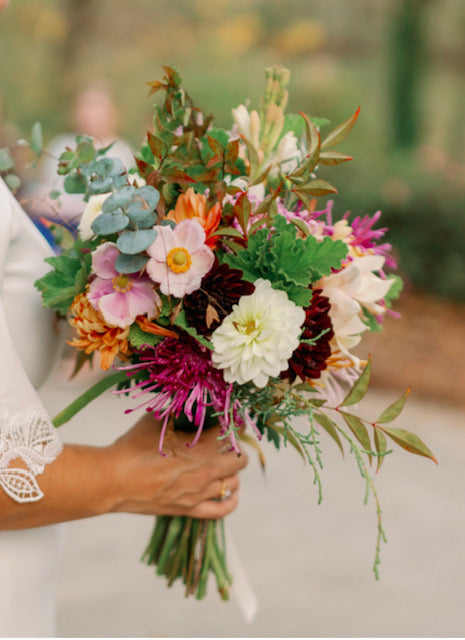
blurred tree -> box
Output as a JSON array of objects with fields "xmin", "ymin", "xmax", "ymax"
[{"xmin": 388, "ymin": 0, "xmax": 430, "ymax": 150}]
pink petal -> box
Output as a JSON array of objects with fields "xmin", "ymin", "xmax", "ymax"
[
  {"xmin": 174, "ymin": 219, "xmax": 206, "ymax": 252},
  {"xmin": 91, "ymin": 242, "xmax": 119, "ymax": 279},
  {"xmin": 191, "ymin": 246, "xmax": 214, "ymax": 275},
  {"xmin": 146, "ymin": 226, "xmax": 176, "ymax": 259},
  {"xmin": 127, "ymin": 282, "xmax": 160, "ymax": 319},
  {"xmin": 98, "ymin": 292, "xmax": 132, "ymax": 328},
  {"xmin": 87, "ymin": 276, "xmax": 115, "ymax": 309},
  {"xmin": 146, "ymin": 257, "xmax": 168, "ymax": 285},
  {"xmin": 161, "ymin": 270, "xmax": 202, "ymax": 298}
]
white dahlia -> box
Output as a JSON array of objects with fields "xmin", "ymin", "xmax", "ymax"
[{"xmin": 211, "ymin": 279, "xmax": 305, "ymax": 388}]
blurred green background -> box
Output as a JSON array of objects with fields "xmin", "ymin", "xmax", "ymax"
[{"xmin": 1, "ymin": 0, "xmax": 464, "ymax": 300}]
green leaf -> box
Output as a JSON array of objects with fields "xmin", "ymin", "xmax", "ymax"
[
  {"xmin": 340, "ymin": 411, "xmax": 372, "ymax": 458},
  {"xmin": 136, "ymin": 185, "xmax": 160, "ymax": 211},
  {"xmin": 30, "ymin": 121, "xmax": 43, "ymax": 157},
  {"xmin": 214, "ymin": 226, "xmax": 245, "ymax": 239},
  {"xmin": 34, "ymin": 253, "xmax": 90, "ymax": 316},
  {"xmin": 374, "ymin": 427, "xmax": 388, "ymax": 473},
  {"xmin": 266, "ymin": 423, "xmax": 306, "ymax": 462},
  {"xmin": 380, "ymin": 427, "xmax": 437, "ymax": 463},
  {"xmin": 340, "ymin": 357, "xmax": 371, "ymax": 407},
  {"xmin": 49, "ymin": 190, "xmax": 61, "ymax": 200},
  {"xmin": 114, "ymin": 253, "xmax": 149, "ymax": 274},
  {"xmin": 64, "ymin": 174, "xmax": 87, "ymax": 194},
  {"xmin": 116, "ymin": 228, "xmax": 157, "ymax": 254},
  {"xmin": 318, "ymin": 150, "xmax": 353, "ymax": 166},
  {"xmin": 126, "ymin": 209, "xmax": 157, "ymax": 229},
  {"xmin": 4, "ymin": 173, "xmax": 21, "ymax": 193},
  {"xmin": 294, "ymin": 179, "xmax": 338, "ymax": 197},
  {"xmin": 91, "ymin": 213, "xmax": 129, "ymax": 236},
  {"xmin": 0, "ymin": 147, "xmax": 14, "ymax": 172},
  {"xmin": 314, "ymin": 412, "xmax": 344, "ymax": 457},
  {"xmin": 174, "ymin": 308, "xmax": 212, "ymax": 350},
  {"xmin": 102, "ymin": 186, "xmax": 136, "ymax": 212},
  {"xmin": 321, "ymin": 106, "xmax": 360, "ymax": 150},
  {"xmin": 128, "ymin": 323, "xmax": 164, "ymax": 349},
  {"xmin": 76, "ymin": 139, "xmax": 96, "ymax": 163},
  {"xmin": 376, "ymin": 388, "xmax": 411, "ymax": 424}
]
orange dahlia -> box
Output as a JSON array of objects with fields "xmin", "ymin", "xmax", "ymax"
[
  {"xmin": 68, "ymin": 293, "xmax": 131, "ymax": 370},
  {"xmin": 166, "ymin": 187, "xmax": 221, "ymax": 248}
]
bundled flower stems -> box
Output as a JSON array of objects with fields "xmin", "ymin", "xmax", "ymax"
[{"xmin": 37, "ymin": 66, "xmax": 436, "ymax": 601}]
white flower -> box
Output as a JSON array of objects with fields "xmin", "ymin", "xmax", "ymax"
[
  {"xmin": 127, "ymin": 173, "xmax": 146, "ymax": 188},
  {"xmin": 320, "ymin": 255, "xmax": 394, "ymax": 357},
  {"xmin": 211, "ymin": 279, "xmax": 305, "ymax": 388},
  {"xmin": 78, "ymin": 193, "xmax": 110, "ymax": 240}
]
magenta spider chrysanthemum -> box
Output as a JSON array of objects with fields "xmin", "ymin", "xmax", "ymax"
[{"xmin": 117, "ymin": 336, "xmax": 249, "ymax": 454}]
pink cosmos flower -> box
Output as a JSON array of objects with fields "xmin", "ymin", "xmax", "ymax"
[
  {"xmin": 87, "ymin": 242, "xmax": 161, "ymax": 328},
  {"xmin": 145, "ymin": 219, "xmax": 214, "ymax": 298}
]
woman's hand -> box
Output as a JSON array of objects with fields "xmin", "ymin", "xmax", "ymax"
[{"xmin": 106, "ymin": 413, "xmax": 248, "ymax": 519}]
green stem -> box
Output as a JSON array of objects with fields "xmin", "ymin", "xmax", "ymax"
[
  {"xmin": 156, "ymin": 516, "xmax": 183, "ymax": 576},
  {"xmin": 141, "ymin": 516, "xmax": 169, "ymax": 565},
  {"xmin": 168, "ymin": 517, "xmax": 192, "ymax": 586},
  {"xmin": 52, "ymin": 370, "xmax": 130, "ymax": 427}
]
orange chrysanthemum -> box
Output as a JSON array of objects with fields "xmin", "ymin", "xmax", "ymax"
[
  {"xmin": 166, "ymin": 188, "xmax": 221, "ymax": 248},
  {"xmin": 68, "ymin": 293, "xmax": 131, "ymax": 370}
]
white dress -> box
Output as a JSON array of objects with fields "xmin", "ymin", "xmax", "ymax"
[{"xmin": 0, "ymin": 178, "xmax": 63, "ymax": 636}]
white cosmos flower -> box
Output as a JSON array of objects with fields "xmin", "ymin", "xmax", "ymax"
[
  {"xmin": 320, "ymin": 255, "xmax": 394, "ymax": 356},
  {"xmin": 211, "ymin": 279, "xmax": 305, "ymax": 388},
  {"xmin": 78, "ymin": 193, "xmax": 110, "ymax": 240}
]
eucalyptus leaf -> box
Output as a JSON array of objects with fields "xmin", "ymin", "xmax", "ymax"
[
  {"xmin": 64, "ymin": 174, "xmax": 87, "ymax": 194},
  {"xmin": 126, "ymin": 209, "xmax": 157, "ymax": 229},
  {"xmin": 4, "ymin": 173, "xmax": 21, "ymax": 193},
  {"xmin": 116, "ymin": 229, "xmax": 157, "ymax": 254},
  {"xmin": 91, "ymin": 212, "xmax": 129, "ymax": 235},
  {"xmin": 136, "ymin": 185, "xmax": 160, "ymax": 210},
  {"xmin": 30, "ymin": 121, "xmax": 43, "ymax": 157},
  {"xmin": 101, "ymin": 186, "xmax": 135, "ymax": 212},
  {"xmin": 0, "ymin": 147, "xmax": 14, "ymax": 172},
  {"xmin": 87, "ymin": 177, "xmax": 113, "ymax": 195},
  {"xmin": 115, "ymin": 253, "xmax": 149, "ymax": 274}
]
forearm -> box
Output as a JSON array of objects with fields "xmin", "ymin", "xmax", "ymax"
[{"xmin": 0, "ymin": 443, "xmax": 119, "ymax": 530}]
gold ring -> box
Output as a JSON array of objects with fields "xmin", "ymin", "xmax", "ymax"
[{"xmin": 219, "ymin": 479, "xmax": 232, "ymax": 501}]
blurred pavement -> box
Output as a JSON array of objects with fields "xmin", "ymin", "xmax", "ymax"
[{"xmin": 39, "ymin": 363, "xmax": 465, "ymax": 638}]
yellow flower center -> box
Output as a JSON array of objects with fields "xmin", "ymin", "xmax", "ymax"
[
  {"xmin": 166, "ymin": 247, "xmax": 192, "ymax": 273},
  {"xmin": 234, "ymin": 318, "xmax": 259, "ymax": 336},
  {"xmin": 112, "ymin": 275, "xmax": 133, "ymax": 293}
]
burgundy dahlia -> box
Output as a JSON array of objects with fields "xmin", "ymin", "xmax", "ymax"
[
  {"xmin": 281, "ymin": 289, "xmax": 334, "ymax": 383},
  {"xmin": 183, "ymin": 259, "xmax": 255, "ymax": 335}
]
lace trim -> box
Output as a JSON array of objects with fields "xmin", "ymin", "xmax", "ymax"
[{"xmin": 0, "ymin": 399, "xmax": 62, "ymax": 503}]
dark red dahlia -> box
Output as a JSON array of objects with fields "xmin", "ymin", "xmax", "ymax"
[
  {"xmin": 183, "ymin": 259, "xmax": 255, "ymax": 335},
  {"xmin": 281, "ymin": 289, "xmax": 334, "ymax": 383}
]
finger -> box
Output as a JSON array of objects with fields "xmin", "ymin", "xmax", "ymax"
[
  {"xmin": 187, "ymin": 491, "xmax": 240, "ymax": 520},
  {"xmin": 205, "ymin": 473, "xmax": 240, "ymax": 503},
  {"xmin": 209, "ymin": 447, "xmax": 249, "ymax": 481}
]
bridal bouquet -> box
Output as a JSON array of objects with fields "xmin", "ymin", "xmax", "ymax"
[{"xmin": 35, "ymin": 66, "xmax": 435, "ymax": 600}]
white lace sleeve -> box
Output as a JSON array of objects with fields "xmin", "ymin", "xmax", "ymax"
[{"xmin": 0, "ymin": 179, "xmax": 62, "ymax": 503}]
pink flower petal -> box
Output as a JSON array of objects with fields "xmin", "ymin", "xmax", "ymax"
[
  {"xmin": 91, "ymin": 242, "xmax": 119, "ymax": 279},
  {"xmin": 191, "ymin": 246, "xmax": 214, "ymax": 274},
  {"xmin": 98, "ymin": 292, "xmax": 132, "ymax": 328},
  {"xmin": 146, "ymin": 257, "xmax": 168, "ymax": 285},
  {"xmin": 174, "ymin": 219, "xmax": 206, "ymax": 252},
  {"xmin": 87, "ymin": 276, "xmax": 115, "ymax": 310},
  {"xmin": 127, "ymin": 282, "xmax": 160, "ymax": 320},
  {"xmin": 146, "ymin": 226, "xmax": 177, "ymax": 259}
]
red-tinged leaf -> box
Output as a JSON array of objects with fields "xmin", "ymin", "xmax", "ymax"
[
  {"xmin": 293, "ymin": 190, "xmax": 317, "ymax": 213},
  {"xmin": 340, "ymin": 411, "xmax": 372, "ymax": 459},
  {"xmin": 207, "ymin": 135, "xmax": 224, "ymax": 155},
  {"xmin": 225, "ymin": 139, "xmax": 240, "ymax": 164},
  {"xmin": 163, "ymin": 168, "xmax": 197, "ymax": 185},
  {"xmin": 146, "ymin": 80, "xmax": 165, "ymax": 96},
  {"xmin": 374, "ymin": 427, "xmax": 388, "ymax": 473},
  {"xmin": 290, "ymin": 217, "xmax": 310, "ymax": 237},
  {"xmin": 147, "ymin": 131, "xmax": 165, "ymax": 161},
  {"xmin": 194, "ymin": 169, "xmax": 220, "ymax": 183},
  {"xmin": 207, "ymin": 154, "xmax": 223, "ymax": 169},
  {"xmin": 224, "ymin": 162, "xmax": 242, "ymax": 176},
  {"xmin": 319, "ymin": 150, "xmax": 353, "ymax": 166},
  {"xmin": 376, "ymin": 388, "xmax": 411, "ymax": 424},
  {"xmin": 299, "ymin": 111, "xmax": 321, "ymax": 173},
  {"xmin": 293, "ymin": 179, "xmax": 338, "ymax": 197},
  {"xmin": 340, "ymin": 357, "xmax": 371, "ymax": 407},
  {"xmin": 135, "ymin": 157, "xmax": 151, "ymax": 177},
  {"xmin": 215, "ymin": 226, "xmax": 245, "ymax": 239},
  {"xmin": 321, "ymin": 106, "xmax": 361, "ymax": 150},
  {"xmin": 234, "ymin": 192, "xmax": 251, "ymax": 235},
  {"xmin": 162, "ymin": 65, "xmax": 181, "ymax": 87},
  {"xmin": 379, "ymin": 427, "xmax": 437, "ymax": 464},
  {"xmin": 314, "ymin": 412, "xmax": 344, "ymax": 457},
  {"xmin": 220, "ymin": 238, "xmax": 244, "ymax": 253}
]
